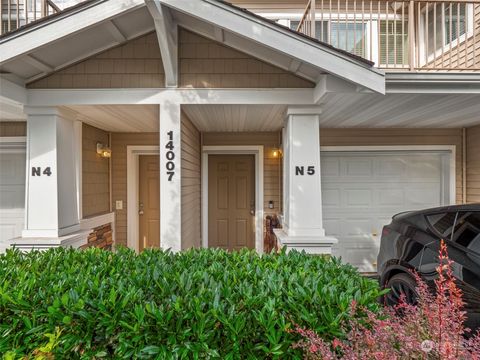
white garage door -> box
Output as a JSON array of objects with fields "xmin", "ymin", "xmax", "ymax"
[
  {"xmin": 0, "ymin": 145, "xmax": 26, "ymax": 251},
  {"xmin": 321, "ymin": 150, "xmax": 452, "ymax": 272}
]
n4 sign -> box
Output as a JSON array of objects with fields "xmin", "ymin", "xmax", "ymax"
[
  {"xmin": 31, "ymin": 167, "xmax": 52, "ymax": 177},
  {"xmin": 295, "ymin": 166, "xmax": 315, "ymax": 176}
]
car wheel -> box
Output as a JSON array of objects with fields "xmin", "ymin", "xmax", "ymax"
[{"xmin": 384, "ymin": 273, "xmax": 418, "ymax": 307}]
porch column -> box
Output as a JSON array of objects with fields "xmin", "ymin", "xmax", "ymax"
[
  {"xmin": 274, "ymin": 106, "xmax": 337, "ymax": 254},
  {"xmin": 159, "ymin": 103, "xmax": 181, "ymax": 252},
  {"xmin": 22, "ymin": 107, "xmax": 80, "ymax": 238}
]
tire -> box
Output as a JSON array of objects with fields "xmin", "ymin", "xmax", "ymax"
[{"xmin": 384, "ymin": 273, "xmax": 418, "ymax": 307}]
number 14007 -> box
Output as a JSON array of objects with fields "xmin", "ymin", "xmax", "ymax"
[{"xmin": 165, "ymin": 131, "xmax": 175, "ymax": 181}]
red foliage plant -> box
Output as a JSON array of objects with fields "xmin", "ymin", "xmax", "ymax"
[{"xmin": 293, "ymin": 240, "xmax": 480, "ymax": 359}]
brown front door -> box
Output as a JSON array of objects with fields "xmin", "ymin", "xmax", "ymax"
[
  {"xmin": 208, "ymin": 155, "xmax": 255, "ymax": 251},
  {"xmin": 139, "ymin": 155, "xmax": 160, "ymax": 251}
]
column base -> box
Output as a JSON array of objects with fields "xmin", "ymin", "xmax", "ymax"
[
  {"xmin": 22, "ymin": 223, "xmax": 81, "ymax": 238},
  {"xmin": 273, "ymin": 229, "xmax": 337, "ymax": 255},
  {"xmin": 4, "ymin": 231, "xmax": 90, "ymax": 253}
]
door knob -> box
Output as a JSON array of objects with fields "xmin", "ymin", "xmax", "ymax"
[{"xmin": 139, "ymin": 210, "xmax": 144, "ymax": 215}]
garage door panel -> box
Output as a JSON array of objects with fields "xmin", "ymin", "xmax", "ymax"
[
  {"xmin": 376, "ymin": 188, "xmax": 404, "ymax": 206},
  {"xmin": 345, "ymin": 159, "xmax": 373, "ymax": 176},
  {"xmin": 322, "ymin": 158, "xmax": 340, "ymax": 176},
  {"xmin": 323, "ymin": 218, "xmax": 341, "ymax": 236},
  {"xmin": 0, "ymin": 149, "xmax": 26, "ymax": 245},
  {"xmin": 322, "ymin": 189, "xmax": 341, "ymax": 207},
  {"xmin": 376, "ymin": 158, "xmax": 406, "ymax": 177},
  {"xmin": 322, "ymin": 151, "xmax": 450, "ymax": 272},
  {"xmin": 345, "ymin": 189, "xmax": 372, "ymax": 207},
  {"xmin": 406, "ymin": 186, "xmax": 441, "ymax": 207}
]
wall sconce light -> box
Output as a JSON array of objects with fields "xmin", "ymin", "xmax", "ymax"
[
  {"xmin": 272, "ymin": 148, "xmax": 282, "ymax": 158},
  {"xmin": 96, "ymin": 142, "xmax": 111, "ymax": 158}
]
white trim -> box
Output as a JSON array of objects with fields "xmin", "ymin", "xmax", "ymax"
[
  {"xmin": 27, "ymin": 88, "xmax": 316, "ymax": 106},
  {"xmin": 74, "ymin": 121, "xmax": 83, "ymax": 220},
  {"xmin": 201, "ymin": 145, "xmax": 264, "ymax": 253},
  {"xmin": 146, "ymin": 0, "xmax": 178, "ymax": 87},
  {"xmin": 0, "ymin": 0, "xmax": 145, "ymax": 63},
  {"xmin": 0, "ymin": 76, "xmax": 27, "ymax": 104},
  {"xmin": 126, "ymin": 145, "xmax": 160, "ymax": 252},
  {"xmin": 80, "ymin": 212, "xmax": 115, "ymax": 231},
  {"xmin": 320, "ymin": 145, "xmax": 457, "ymax": 205},
  {"xmin": 0, "ymin": 136, "xmax": 26, "ymax": 149}
]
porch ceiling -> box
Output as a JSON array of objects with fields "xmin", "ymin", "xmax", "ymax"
[
  {"xmin": 319, "ymin": 93, "xmax": 480, "ymax": 128},
  {"xmin": 183, "ymin": 105, "xmax": 287, "ymax": 132},
  {"xmin": 65, "ymin": 105, "xmax": 159, "ymax": 132}
]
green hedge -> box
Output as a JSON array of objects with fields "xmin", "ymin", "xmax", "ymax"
[{"xmin": 0, "ymin": 247, "xmax": 382, "ymax": 359}]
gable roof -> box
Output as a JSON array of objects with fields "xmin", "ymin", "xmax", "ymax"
[{"xmin": 0, "ymin": 0, "xmax": 384, "ymax": 93}]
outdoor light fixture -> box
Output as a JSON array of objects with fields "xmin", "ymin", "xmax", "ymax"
[
  {"xmin": 96, "ymin": 142, "xmax": 111, "ymax": 158},
  {"xmin": 272, "ymin": 148, "xmax": 282, "ymax": 158}
]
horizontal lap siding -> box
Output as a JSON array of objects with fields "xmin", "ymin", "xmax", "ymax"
[
  {"xmin": 467, "ymin": 125, "xmax": 480, "ymax": 203},
  {"xmin": 28, "ymin": 33, "xmax": 165, "ymax": 88},
  {"xmin": 320, "ymin": 128, "xmax": 464, "ymax": 204},
  {"xmin": 82, "ymin": 124, "xmax": 110, "ymax": 218},
  {"xmin": 179, "ymin": 28, "xmax": 314, "ymax": 88},
  {"xmin": 111, "ymin": 133, "xmax": 159, "ymax": 247},
  {"xmin": 181, "ymin": 112, "xmax": 202, "ymax": 249},
  {"xmin": 202, "ymin": 132, "xmax": 282, "ymax": 216},
  {"xmin": 0, "ymin": 122, "xmax": 26, "ymax": 137}
]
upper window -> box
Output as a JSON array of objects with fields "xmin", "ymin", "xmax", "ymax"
[
  {"xmin": 421, "ymin": 3, "xmax": 474, "ymax": 61},
  {"xmin": 290, "ymin": 20, "xmax": 367, "ymax": 57}
]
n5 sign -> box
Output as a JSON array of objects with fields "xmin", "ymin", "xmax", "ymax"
[{"xmin": 295, "ymin": 166, "xmax": 315, "ymax": 176}]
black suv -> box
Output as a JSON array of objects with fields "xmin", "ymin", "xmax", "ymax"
[{"xmin": 377, "ymin": 204, "xmax": 480, "ymax": 329}]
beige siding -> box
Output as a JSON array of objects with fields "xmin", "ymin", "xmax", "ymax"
[
  {"xmin": 82, "ymin": 124, "xmax": 110, "ymax": 218},
  {"xmin": 202, "ymin": 132, "xmax": 282, "ymax": 216},
  {"xmin": 28, "ymin": 32, "xmax": 165, "ymax": 89},
  {"xmin": 0, "ymin": 122, "xmax": 26, "ymax": 137},
  {"xmin": 466, "ymin": 125, "xmax": 480, "ymax": 203},
  {"xmin": 181, "ymin": 112, "xmax": 202, "ymax": 249},
  {"xmin": 320, "ymin": 128, "xmax": 464, "ymax": 204},
  {"xmin": 111, "ymin": 133, "xmax": 159, "ymax": 246},
  {"xmin": 179, "ymin": 28, "xmax": 314, "ymax": 88},
  {"xmin": 429, "ymin": 5, "xmax": 480, "ymax": 70}
]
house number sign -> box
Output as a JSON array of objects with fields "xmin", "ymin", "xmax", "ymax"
[
  {"xmin": 31, "ymin": 167, "xmax": 52, "ymax": 177},
  {"xmin": 165, "ymin": 131, "xmax": 175, "ymax": 181},
  {"xmin": 295, "ymin": 166, "xmax": 315, "ymax": 176}
]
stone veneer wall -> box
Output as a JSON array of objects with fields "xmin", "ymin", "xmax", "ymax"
[{"xmin": 80, "ymin": 224, "xmax": 113, "ymax": 250}]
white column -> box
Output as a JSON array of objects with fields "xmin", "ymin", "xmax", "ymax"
[
  {"xmin": 159, "ymin": 103, "xmax": 181, "ymax": 252},
  {"xmin": 22, "ymin": 107, "xmax": 80, "ymax": 238},
  {"xmin": 274, "ymin": 106, "xmax": 337, "ymax": 254}
]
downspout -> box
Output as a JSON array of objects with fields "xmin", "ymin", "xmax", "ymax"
[
  {"xmin": 109, "ymin": 132, "xmax": 113, "ymax": 212},
  {"xmin": 462, "ymin": 128, "xmax": 467, "ymax": 204}
]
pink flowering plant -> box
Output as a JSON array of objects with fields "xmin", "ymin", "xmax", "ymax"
[{"xmin": 293, "ymin": 241, "xmax": 480, "ymax": 359}]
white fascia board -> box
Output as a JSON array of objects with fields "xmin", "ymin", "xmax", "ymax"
[
  {"xmin": 27, "ymin": 88, "xmax": 315, "ymax": 106},
  {"xmin": 159, "ymin": 0, "xmax": 385, "ymax": 94},
  {"xmin": 386, "ymin": 73, "xmax": 480, "ymax": 94},
  {"xmin": 145, "ymin": 0, "xmax": 178, "ymax": 87},
  {"xmin": 0, "ymin": 0, "xmax": 145, "ymax": 64},
  {"xmin": 0, "ymin": 76, "xmax": 27, "ymax": 104}
]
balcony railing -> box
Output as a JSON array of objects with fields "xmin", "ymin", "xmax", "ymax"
[
  {"xmin": 1, "ymin": 0, "xmax": 61, "ymax": 35},
  {"xmin": 297, "ymin": 0, "xmax": 480, "ymax": 70}
]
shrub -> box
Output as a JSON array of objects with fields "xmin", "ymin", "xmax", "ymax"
[
  {"xmin": 0, "ymin": 247, "xmax": 382, "ymax": 359},
  {"xmin": 293, "ymin": 240, "xmax": 480, "ymax": 359}
]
